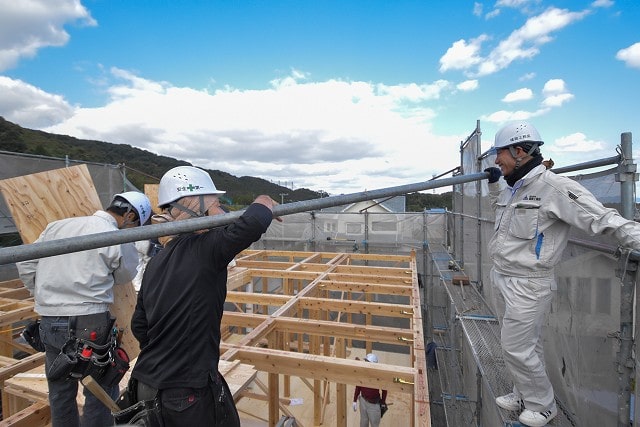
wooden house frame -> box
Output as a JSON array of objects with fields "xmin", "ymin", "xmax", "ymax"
[{"xmin": 0, "ymin": 166, "xmax": 430, "ymax": 426}]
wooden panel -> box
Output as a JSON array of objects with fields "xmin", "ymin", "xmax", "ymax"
[
  {"xmin": 0, "ymin": 165, "xmax": 139, "ymax": 358},
  {"xmin": 144, "ymin": 183, "xmax": 159, "ymax": 213},
  {"xmin": 0, "ymin": 165, "xmax": 100, "ymax": 244}
]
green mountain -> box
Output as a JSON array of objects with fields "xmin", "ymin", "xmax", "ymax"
[{"xmin": 0, "ymin": 116, "xmax": 451, "ymax": 211}]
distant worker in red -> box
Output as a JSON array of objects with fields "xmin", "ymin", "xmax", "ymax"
[{"xmin": 352, "ymin": 353, "xmax": 388, "ymax": 427}]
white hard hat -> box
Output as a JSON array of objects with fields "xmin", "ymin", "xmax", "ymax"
[
  {"xmin": 113, "ymin": 191, "xmax": 152, "ymax": 225},
  {"xmin": 365, "ymin": 353, "xmax": 378, "ymax": 363},
  {"xmin": 491, "ymin": 121, "xmax": 544, "ymax": 154},
  {"xmin": 158, "ymin": 166, "xmax": 225, "ymax": 207}
]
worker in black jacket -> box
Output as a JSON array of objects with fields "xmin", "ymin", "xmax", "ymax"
[{"xmin": 130, "ymin": 166, "xmax": 279, "ymax": 426}]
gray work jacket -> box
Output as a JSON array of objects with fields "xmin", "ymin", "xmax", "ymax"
[{"xmin": 488, "ymin": 165, "xmax": 640, "ymax": 278}]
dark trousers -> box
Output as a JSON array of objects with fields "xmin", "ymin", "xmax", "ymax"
[
  {"xmin": 41, "ymin": 313, "xmax": 119, "ymax": 427},
  {"xmin": 137, "ymin": 373, "xmax": 241, "ymax": 427}
]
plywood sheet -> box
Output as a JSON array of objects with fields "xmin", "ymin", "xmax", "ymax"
[
  {"xmin": 144, "ymin": 184, "xmax": 159, "ymax": 213},
  {"xmin": 0, "ymin": 165, "xmax": 140, "ymax": 358},
  {"xmin": 0, "ymin": 165, "xmax": 100, "ymax": 244}
]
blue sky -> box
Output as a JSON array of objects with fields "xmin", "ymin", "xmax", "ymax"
[{"xmin": 0, "ymin": 0, "xmax": 638, "ymax": 196}]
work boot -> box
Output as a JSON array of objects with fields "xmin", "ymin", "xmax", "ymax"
[
  {"xmin": 518, "ymin": 407, "xmax": 558, "ymax": 426},
  {"xmin": 495, "ymin": 393, "xmax": 523, "ymax": 411}
]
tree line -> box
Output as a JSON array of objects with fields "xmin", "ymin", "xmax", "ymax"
[{"xmin": 0, "ymin": 116, "xmax": 451, "ymax": 211}]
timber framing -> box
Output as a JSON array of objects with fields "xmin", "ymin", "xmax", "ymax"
[{"xmin": 221, "ymin": 249, "xmax": 430, "ymax": 426}]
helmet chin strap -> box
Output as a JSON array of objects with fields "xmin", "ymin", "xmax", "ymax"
[
  {"xmin": 169, "ymin": 195, "xmax": 208, "ymax": 218},
  {"xmin": 119, "ymin": 208, "xmax": 137, "ymax": 229},
  {"xmin": 508, "ymin": 144, "xmax": 538, "ymax": 170}
]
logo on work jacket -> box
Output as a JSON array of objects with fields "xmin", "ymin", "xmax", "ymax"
[
  {"xmin": 523, "ymin": 195, "xmax": 541, "ymax": 201},
  {"xmin": 568, "ymin": 191, "xmax": 578, "ymax": 200},
  {"xmin": 177, "ymin": 184, "xmax": 204, "ymax": 192}
]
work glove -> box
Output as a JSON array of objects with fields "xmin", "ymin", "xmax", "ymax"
[
  {"xmin": 484, "ymin": 167, "xmax": 502, "ymax": 183},
  {"xmin": 352, "ymin": 402, "xmax": 358, "ymax": 412}
]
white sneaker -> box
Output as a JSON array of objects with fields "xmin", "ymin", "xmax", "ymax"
[
  {"xmin": 518, "ymin": 407, "xmax": 558, "ymax": 426},
  {"xmin": 495, "ymin": 393, "xmax": 523, "ymax": 411}
]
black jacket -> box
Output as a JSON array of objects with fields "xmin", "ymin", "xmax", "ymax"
[{"xmin": 131, "ymin": 203, "xmax": 272, "ymax": 389}]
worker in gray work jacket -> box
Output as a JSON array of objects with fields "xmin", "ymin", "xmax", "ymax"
[
  {"xmin": 17, "ymin": 191, "xmax": 152, "ymax": 427},
  {"xmin": 484, "ymin": 121, "xmax": 640, "ymax": 427}
]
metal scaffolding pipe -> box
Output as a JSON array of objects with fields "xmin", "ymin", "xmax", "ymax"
[
  {"xmin": 616, "ymin": 132, "xmax": 637, "ymax": 427},
  {"xmin": 619, "ymin": 133, "xmax": 636, "ymax": 220},
  {"xmin": 0, "ymin": 172, "xmax": 490, "ymax": 265},
  {"xmin": 550, "ymin": 154, "xmax": 620, "ymax": 175}
]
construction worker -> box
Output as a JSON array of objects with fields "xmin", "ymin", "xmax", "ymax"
[
  {"xmin": 353, "ymin": 353, "xmax": 388, "ymax": 427},
  {"xmin": 16, "ymin": 191, "xmax": 152, "ymax": 427},
  {"xmin": 128, "ymin": 166, "xmax": 279, "ymax": 426},
  {"xmin": 484, "ymin": 121, "xmax": 640, "ymax": 426}
]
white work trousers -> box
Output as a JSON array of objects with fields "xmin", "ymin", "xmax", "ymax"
[
  {"xmin": 358, "ymin": 395, "xmax": 381, "ymax": 427},
  {"xmin": 491, "ymin": 268, "xmax": 557, "ymax": 413}
]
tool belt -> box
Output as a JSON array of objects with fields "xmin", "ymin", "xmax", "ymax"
[
  {"xmin": 113, "ymin": 377, "xmax": 163, "ymax": 426},
  {"xmin": 46, "ymin": 313, "xmax": 130, "ymax": 387},
  {"xmin": 114, "ymin": 371, "xmax": 239, "ymax": 426},
  {"xmin": 21, "ymin": 319, "xmax": 45, "ymax": 352}
]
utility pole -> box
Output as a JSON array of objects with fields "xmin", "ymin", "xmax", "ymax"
[{"xmin": 279, "ymin": 193, "xmax": 288, "ymax": 204}]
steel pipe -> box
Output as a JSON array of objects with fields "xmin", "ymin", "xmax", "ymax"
[
  {"xmin": 550, "ymin": 154, "xmax": 620, "ymax": 175},
  {"xmin": 0, "ymin": 172, "xmax": 490, "ymax": 265}
]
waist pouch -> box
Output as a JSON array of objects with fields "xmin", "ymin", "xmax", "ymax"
[
  {"xmin": 113, "ymin": 398, "xmax": 163, "ymax": 426},
  {"xmin": 46, "ymin": 313, "xmax": 130, "ymax": 385},
  {"xmin": 21, "ymin": 320, "xmax": 45, "ymax": 352},
  {"xmin": 114, "ymin": 378, "xmax": 163, "ymax": 426},
  {"xmin": 380, "ymin": 402, "xmax": 388, "ymax": 418},
  {"xmin": 96, "ymin": 347, "xmax": 130, "ymax": 388},
  {"xmin": 47, "ymin": 338, "xmax": 79, "ymax": 381}
]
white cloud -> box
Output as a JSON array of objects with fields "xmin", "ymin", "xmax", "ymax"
[
  {"xmin": 439, "ymin": 35, "xmax": 488, "ymax": 72},
  {"xmin": 457, "ymin": 80, "xmax": 479, "ymax": 91},
  {"xmin": 541, "ymin": 78, "xmax": 573, "ymax": 107},
  {"xmin": 485, "ymin": 9, "xmax": 501, "ymax": 19},
  {"xmin": 496, "ymin": 0, "xmax": 534, "ymax": 7},
  {"xmin": 0, "ymin": 76, "xmax": 75, "ymax": 127},
  {"xmin": 502, "ymin": 88, "xmax": 533, "ymax": 102},
  {"xmin": 481, "ymin": 108, "xmax": 548, "ymax": 124},
  {"xmin": 442, "ymin": 7, "xmax": 589, "ymax": 77},
  {"xmin": 478, "ymin": 8, "xmax": 589, "ymax": 77},
  {"xmin": 31, "ymin": 69, "xmax": 464, "ymax": 195},
  {"xmin": 616, "ymin": 42, "xmax": 640, "ymax": 69},
  {"xmin": 547, "ymin": 132, "xmax": 604, "ymax": 153},
  {"xmin": 0, "ymin": 0, "xmax": 95, "ymax": 72},
  {"xmin": 519, "ymin": 72, "xmax": 536, "ymax": 81},
  {"xmin": 542, "ymin": 93, "xmax": 574, "ymax": 108},
  {"xmin": 473, "ymin": 2, "xmax": 483, "ymax": 17},
  {"xmin": 376, "ymin": 80, "xmax": 451, "ymax": 102},
  {"xmin": 591, "ymin": 0, "xmax": 614, "ymax": 8},
  {"xmin": 484, "ymin": 77, "xmax": 571, "ymax": 122},
  {"xmin": 542, "ymin": 78, "xmax": 567, "ymax": 94}
]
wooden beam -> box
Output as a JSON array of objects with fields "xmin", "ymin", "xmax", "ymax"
[
  {"xmin": 298, "ymin": 297, "xmax": 414, "ymax": 318},
  {"xmin": 0, "ymin": 401, "xmax": 50, "ymax": 427},
  {"xmin": 0, "ymin": 353, "xmax": 45, "ymax": 383},
  {"xmin": 226, "ymin": 292, "xmax": 291, "ymax": 306},
  {"xmin": 231, "ymin": 346, "xmax": 414, "ymax": 393},
  {"xmin": 273, "ymin": 317, "xmax": 414, "ymax": 345},
  {"xmin": 318, "ymin": 280, "xmax": 412, "ymax": 296}
]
